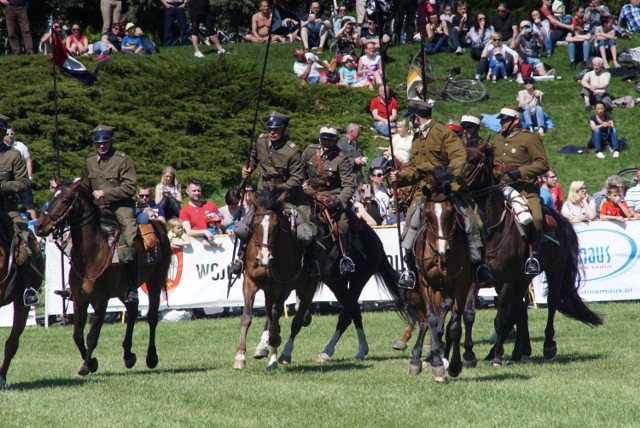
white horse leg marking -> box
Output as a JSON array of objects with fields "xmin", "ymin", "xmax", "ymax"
[
  {"xmin": 434, "ymin": 203, "xmax": 446, "ymax": 254},
  {"xmin": 260, "ymin": 215, "xmax": 270, "ymax": 265}
]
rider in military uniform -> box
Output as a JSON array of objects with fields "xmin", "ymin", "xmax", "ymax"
[
  {"xmin": 302, "ymin": 125, "xmax": 356, "ymax": 274},
  {"xmin": 229, "ymin": 111, "xmax": 319, "ymax": 276},
  {"xmin": 459, "ymin": 113, "xmax": 486, "ymax": 148},
  {"xmin": 0, "ymin": 114, "xmax": 39, "ymax": 306},
  {"xmin": 82, "ymin": 125, "xmax": 140, "ymax": 303},
  {"xmin": 491, "ymin": 105, "xmax": 549, "ymax": 275},
  {"xmin": 390, "ymin": 99, "xmax": 492, "ymax": 288}
]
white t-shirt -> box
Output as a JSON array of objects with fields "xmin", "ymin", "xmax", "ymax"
[
  {"xmin": 625, "ymin": 184, "xmax": 640, "ymax": 212},
  {"xmin": 11, "ymin": 140, "xmax": 30, "ymax": 160},
  {"xmin": 293, "ymin": 53, "xmax": 321, "ymax": 79},
  {"xmin": 391, "ymin": 134, "xmax": 413, "ymax": 163}
]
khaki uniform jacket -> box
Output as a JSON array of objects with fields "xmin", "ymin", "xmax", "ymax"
[
  {"xmin": 250, "ymin": 134, "xmax": 305, "ymax": 192},
  {"xmin": 302, "ymin": 143, "xmax": 355, "ymax": 207},
  {"xmin": 492, "ymin": 128, "xmax": 549, "ymax": 186},
  {"xmin": 0, "ymin": 145, "xmax": 29, "ymax": 213}
]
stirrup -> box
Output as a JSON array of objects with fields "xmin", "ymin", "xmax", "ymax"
[
  {"xmin": 339, "ymin": 256, "xmax": 355, "ymax": 275},
  {"xmin": 524, "ymin": 257, "xmax": 541, "ymax": 276},
  {"xmin": 227, "ymin": 259, "xmax": 244, "ymax": 277},
  {"xmin": 54, "ymin": 287, "xmax": 72, "ymax": 300},
  {"xmin": 398, "ymin": 270, "xmax": 415, "ymax": 289},
  {"xmin": 23, "ymin": 287, "xmax": 40, "ymax": 307}
]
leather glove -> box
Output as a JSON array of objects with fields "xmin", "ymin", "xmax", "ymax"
[
  {"xmin": 507, "ymin": 169, "xmax": 521, "ymax": 180},
  {"xmin": 326, "ymin": 197, "xmax": 342, "ymax": 213}
]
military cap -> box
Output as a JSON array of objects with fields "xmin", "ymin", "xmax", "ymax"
[
  {"xmin": 405, "ymin": 98, "xmax": 435, "ymax": 118},
  {"xmin": 0, "ymin": 114, "xmax": 10, "ymax": 130},
  {"xmin": 319, "ymin": 125, "xmax": 339, "ymax": 140},
  {"xmin": 265, "ymin": 111, "xmax": 289, "ymax": 129},
  {"xmin": 497, "ymin": 104, "xmax": 523, "ymax": 119},
  {"xmin": 93, "ymin": 124, "xmax": 116, "ymax": 142},
  {"xmin": 460, "ymin": 113, "xmax": 483, "ymax": 126},
  {"xmin": 446, "ymin": 121, "xmax": 463, "ymax": 135}
]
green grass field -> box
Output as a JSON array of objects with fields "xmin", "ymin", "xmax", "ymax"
[{"xmin": 2, "ymin": 303, "xmax": 639, "ymax": 426}]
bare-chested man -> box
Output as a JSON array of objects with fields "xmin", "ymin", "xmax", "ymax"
[{"xmin": 244, "ymin": 0, "xmax": 288, "ymax": 43}]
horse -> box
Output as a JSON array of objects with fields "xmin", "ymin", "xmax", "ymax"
[
  {"xmin": 463, "ymin": 144, "xmax": 603, "ymax": 367},
  {"xmin": 232, "ymin": 188, "xmax": 319, "ymax": 371},
  {"xmin": 0, "ymin": 212, "xmax": 44, "ymax": 389},
  {"xmin": 34, "ymin": 179, "xmax": 171, "ymax": 377}
]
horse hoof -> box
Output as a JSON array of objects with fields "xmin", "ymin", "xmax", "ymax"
[
  {"xmin": 0, "ymin": 376, "xmax": 6, "ymax": 390},
  {"xmin": 124, "ymin": 353, "xmax": 137, "ymax": 369},
  {"xmin": 543, "ymin": 345, "xmax": 557, "ymax": 360},
  {"xmin": 265, "ymin": 362, "xmax": 278, "ymax": 372},
  {"xmin": 432, "ymin": 365, "xmax": 447, "ymax": 382},
  {"xmin": 447, "ymin": 363, "xmax": 462, "ymax": 378},
  {"xmin": 490, "ymin": 360, "xmax": 502, "ymax": 368},
  {"xmin": 76, "ymin": 366, "xmax": 91, "ymax": 377},
  {"xmin": 146, "ymin": 353, "xmax": 159, "ymax": 369},
  {"xmin": 462, "ymin": 357, "xmax": 477, "ymax": 368},
  {"xmin": 302, "ymin": 311, "xmax": 313, "ymax": 327},
  {"xmin": 392, "ymin": 341, "xmax": 408, "ymax": 351},
  {"xmin": 408, "ymin": 363, "xmax": 422, "ymax": 376},
  {"xmin": 316, "ymin": 353, "xmax": 331, "ymax": 363},
  {"xmin": 232, "ymin": 356, "xmax": 247, "ymax": 370},
  {"xmin": 278, "ymin": 355, "xmax": 292, "ymax": 365},
  {"xmin": 421, "ymin": 360, "xmax": 430, "ymax": 369},
  {"xmin": 254, "ymin": 347, "xmax": 269, "ymax": 360},
  {"xmin": 89, "ymin": 358, "xmax": 99, "ymax": 373}
]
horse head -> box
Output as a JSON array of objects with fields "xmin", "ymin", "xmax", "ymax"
[
  {"xmin": 35, "ymin": 178, "xmax": 92, "ymax": 238},
  {"xmin": 464, "ymin": 144, "xmax": 495, "ymax": 191},
  {"xmin": 250, "ymin": 188, "xmax": 288, "ymax": 268},
  {"xmin": 422, "ymin": 166, "xmax": 459, "ymax": 262}
]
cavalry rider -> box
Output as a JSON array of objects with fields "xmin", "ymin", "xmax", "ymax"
[
  {"xmin": 82, "ymin": 125, "xmax": 140, "ymax": 303},
  {"xmin": 0, "ymin": 114, "xmax": 39, "ymax": 306},
  {"xmin": 302, "ymin": 125, "xmax": 356, "ymax": 274},
  {"xmin": 230, "ymin": 111, "xmax": 319, "ymax": 276},
  {"xmin": 459, "ymin": 113, "xmax": 486, "ymax": 148},
  {"xmin": 390, "ymin": 99, "xmax": 493, "ymax": 289},
  {"xmin": 492, "ymin": 104, "xmax": 549, "ymax": 275}
]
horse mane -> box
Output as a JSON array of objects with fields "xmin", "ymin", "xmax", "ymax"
[
  {"xmin": 255, "ymin": 188, "xmax": 285, "ymax": 212},
  {"xmin": 430, "ymin": 166, "xmax": 454, "ymax": 197}
]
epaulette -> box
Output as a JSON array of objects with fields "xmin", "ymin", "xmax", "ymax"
[
  {"xmin": 115, "ymin": 150, "xmax": 127, "ymax": 157},
  {"xmin": 288, "ymin": 141, "xmax": 298, "ymax": 149}
]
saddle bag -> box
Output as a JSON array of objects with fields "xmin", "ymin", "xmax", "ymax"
[{"xmin": 138, "ymin": 223, "xmax": 159, "ymax": 252}]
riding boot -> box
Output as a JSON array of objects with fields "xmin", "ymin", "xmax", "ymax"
[
  {"xmin": 228, "ymin": 241, "xmax": 247, "ymax": 277},
  {"xmin": 399, "ymin": 252, "xmax": 416, "ymax": 289},
  {"xmin": 339, "ymin": 231, "xmax": 355, "ymax": 275},
  {"xmin": 305, "ymin": 240, "xmax": 320, "ymax": 276},
  {"xmin": 126, "ymin": 258, "xmax": 139, "ymax": 304}
]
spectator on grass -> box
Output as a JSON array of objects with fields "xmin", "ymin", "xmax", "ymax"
[
  {"xmin": 136, "ymin": 184, "xmax": 166, "ymax": 224},
  {"xmin": 92, "ymin": 22, "xmax": 123, "ymax": 57},
  {"xmin": 592, "ymin": 175, "xmax": 623, "ymax": 218},
  {"xmin": 134, "ymin": 26, "xmax": 158, "ymax": 54},
  {"xmin": 121, "ymin": 23, "xmax": 144, "ymax": 55},
  {"xmin": 530, "ymin": 9, "xmax": 553, "ymax": 58},
  {"xmin": 189, "ymin": 0, "xmax": 227, "ymax": 58},
  {"xmin": 155, "ymin": 166, "xmax": 182, "ymax": 220},
  {"xmin": 539, "ymin": 0, "xmax": 574, "ymax": 49},
  {"xmin": 2, "ymin": 0, "xmax": 35, "ymax": 55},
  {"xmin": 244, "ymin": 1, "xmax": 288, "ymax": 44},
  {"xmin": 360, "ymin": 15, "xmax": 391, "ymax": 51},
  {"xmin": 449, "ymin": 1, "xmax": 474, "ymax": 56},
  {"xmin": 65, "ymin": 23, "xmax": 89, "ymax": 56},
  {"xmin": 618, "ymin": 0, "xmax": 640, "ymax": 33},
  {"xmin": 476, "ymin": 32, "xmax": 519, "ymax": 82},
  {"xmin": 358, "ymin": 41, "xmax": 383, "ymax": 86},
  {"xmin": 339, "ymin": 55, "xmax": 369, "ymax": 87},
  {"xmin": 513, "ymin": 20, "xmax": 552, "ymax": 78},
  {"xmin": 467, "ymin": 12, "xmax": 494, "ymax": 61},
  {"xmin": 600, "ymin": 185, "xmax": 633, "ymax": 221},
  {"xmin": 334, "ymin": 16, "xmax": 360, "ymax": 57},
  {"xmin": 161, "ymin": 0, "xmax": 189, "ymax": 47},
  {"xmin": 41, "ymin": 20, "xmax": 66, "ymax": 55},
  {"xmin": 517, "ymin": 76, "xmax": 547, "ymax": 136},
  {"xmin": 589, "ymin": 101, "xmax": 620, "ymax": 159},
  {"xmin": 300, "ymin": 1, "xmax": 332, "ymax": 53},
  {"xmin": 424, "ymin": 12, "xmax": 451, "ymax": 54},
  {"xmin": 566, "ymin": 25, "xmax": 592, "ymax": 69},
  {"xmin": 293, "ymin": 47, "xmax": 332, "ymax": 85},
  {"xmin": 370, "ymin": 85, "xmax": 397, "ymax": 137},
  {"xmin": 594, "ymin": 16, "xmax": 620, "ymax": 69},
  {"xmin": 561, "ymin": 181, "xmax": 596, "ymax": 221},
  {"xmin": 488, "ymin": 2, "xmax": 517, "ymax": 43},
  {"xmin": 179, "ymin": 178, "xmax": 222, "ymax": 248},
  {"xmin": 583, "ymin": 0, "xmax": 611, "ymax": 33},
  {"xmin": 580, "ymin": 57, "xmax": 611, "ymax": 112}
]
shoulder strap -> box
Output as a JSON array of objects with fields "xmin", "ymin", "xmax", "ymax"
[{"xmin": 315, "ymin": 147, "xmax": 331, "ymax": 187}]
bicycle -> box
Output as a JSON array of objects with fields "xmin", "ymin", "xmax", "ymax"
[
  {"xmin": 617, "ymin": 167, "xmax": 639, "ymax": 192},
  {"xmin": 425, "ymin": 66, "xmax": 487, "ymax": 103}
]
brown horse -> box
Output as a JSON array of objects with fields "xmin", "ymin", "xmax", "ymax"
[
  {"xmin": 34, "ymin": 179, "xmax": 171, "ymax": 377},
  {"xmin": 0, "ymin": 213, "xmax": 44, "ymax": 389},
  {"xmin": 407, "ymin": 166, "xmax": 475, "ymax": 381},
  {"xmin": 232, "ymin": 189, "xmax": 319, "ymax": 371}
]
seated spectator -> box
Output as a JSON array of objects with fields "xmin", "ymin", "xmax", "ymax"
[
  {"xmin": 539, "ymin": 0, "xmax": 574, "ymax": 51},
  {"xmin": 179, "ymin": 178, "xmax": 222, "ymax": 248},
  {"xmin": 293, "ymin": 47, "xmax": 332, "ymax": 85},
  {"xmin": 136, "ymin": 184, "xmax": 166, "ymax": 224},
  {"xmin": 449, "ymin": 1, "xmax": 474, "ymax": 55},
  {"xmin": 121, "ymin": 22, "xmax": 144, "ymax": 54},
  {"xmin": 440, "ymin": 4, "xmax": 454, "ymax": 26},
  {"xmin": 41, "ymin": 20, "xmax": 66, "ymax": 54},
  {"xmin": 580, "ymin": 57, "xmax": 611, "ymax": 112},
  {"xmin": 589, "ymin": 101, "xmax": 620, "ymax": 159},
  {"xmin": 300, "ymin": 1, "xmax": 332, "ymax": 53},
  {"xmin": 368, "ymin": 167, "xmax": 392, "ymax": 224},
  {"xmin": 334, "ymin": 16, "xmax": 360, "ymax": 57},
  {"xmin": 92, "ymin": 22, "xmax": 123, "ymax": 57},
  {"xmin": 360, "ymin": 16, "xmax": 391, "ymax": 52},
  {"xmin": 561, "ymin": 181, "xmax": 596, "ymax": 221},
  {"xmin": 489, "ymin": 2, "xmax": 517, "ymax": 43},
  {"xmin": 424, "ymin": 12, "xmax": 451, "ymax": 54},
  {"xmin": 600, "ymin": 185, "xmax": 633, "ymax": 221},
  {"xmin": 155, "ymin": 166, "xmax": 182, "ymax": 219},
  {"xmin": 167, "ymin": 217, "xmax": 191, "ymax": 249},
  {"xmin": 374, "ymin": 119, "xmax": 412, "ymax": 164},
  {"xmin": 592, "ymin": 175, "xmax": 623, "ymax": 218},
  {"xmin": 548, "ymin": 167, "xmax": 565, "ymax": 212},
  {"xmin": 65, "ymin": 23, "xmax": 89, "ymax": 56},
  {"xmin": 583, "ymin": 0, "xmax": 611, "ymax": 33},
  {"xmin": 476, "ymin": 32, "xmax": 519, "ymax": 82},
  {"xmin": 538, "ymin": 174, "xmax": 555, "ymax": 210},
  {"xmin": 623, "ymin": 168, "xmax": 640, "ymax": 212},
  {"xmin": 513, "ymin": 20, "xmax": 551, "ymax": 78},
  {"xmin": 566, "ymin": 25, "xmax": 592, "ymax": 69},
  {"xmin": 357, "ymin": 41, "xmax": 383, "ymax": 86},
  {"xmin": 244, "ymin": 1, "xmax": 288, "ymax": 44},
  {"xmin": 218, "ymin": 188, "xmax": 246, "ymax": 233},
  {"xmin": 517, "ymin": 76, "xmax": 547, "ymax": 136},
  {"xmin": 339, "ymin": 55, "xmax": 369, "ymax": 87},
  {"xmin": 594, "ymin": 16, "xmax": 620, "ymax": 68},
  {"xmin": 370, "ymin": 84, "xmax": 397, "ymax": 137},
  {"xmin": 134, "ymin": 25, "xmax": 158, "ymax": 54},
  {"xmin": 618, "ymin": 0, "xmax": 640, "ymax": 33},
  {"xmin": 467, "ymin": 12, "xmax": 494, "ymax": 60},
  {"xmin": 551, "ymin": 0, "xmax": 572, "ymax": 25},
  {"xmin": 530, "ymin": 9, "xmax": 553, "ymax": 57},
  {"xmin": 333, "ymin": 4, "xmax": 352, "ymax": 34}
]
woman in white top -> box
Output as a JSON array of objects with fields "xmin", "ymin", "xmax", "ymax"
[
  {"xmin": 561, "ymin": 181, "xmax": 596, "ymax": 221},
  {"xmin": 516, "ymin": 76, "xmax": 547, "ymax": 136},
  {"xmin": 476, "ymin": 32, "xmax": 519, "ymax": 80},
  {"xmin": 368, "ymin": 166, "xmax": 392, "ymax": 225},
  {"xmin": 155, "ymin": 166, "xmax": 182, "ymax": 219},
  {"xmin": 374, "ymin": 119, "xmax": 412, "ymax": 164}
]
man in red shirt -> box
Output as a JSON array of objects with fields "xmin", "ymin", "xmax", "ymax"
[
  {"xmin": 179, "ymin": 178, "xmax": 221, "ymax": 247},
  {"xmin": 540, "ymin": 0, "xmax": 574, "ymax": 50},
  {"xmin": 370, "ymin": 84, "xmax": 398, "ymax": 137}
]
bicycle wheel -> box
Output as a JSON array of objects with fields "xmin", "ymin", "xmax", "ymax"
[
  {"xmin": 617, "ymin": 167, "xmax": 639, "ymax": 191},
  {"xmin": 445, "ymin": 79, "xmax": 487, "ymax": 103}
]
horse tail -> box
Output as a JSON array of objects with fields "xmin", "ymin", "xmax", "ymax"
[{"xmin": 549, "ymin": 213, "xmax": 603, "ymax": 327}]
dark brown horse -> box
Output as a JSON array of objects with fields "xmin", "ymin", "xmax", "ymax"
[
  {"xmin": 232, "ymin": 189, "xmax": 318, "ymax": 371},
  {"xmin": 407, "ymin": 167, "xmax": 475, "ymax": 381},
  {"xmin": 463, "ymin": 145, "xmax": 602, "ymax": 367},
  {"xmin": 35, "ymin": 179, "xmax": 171, "ymax": 377},
  {"xmin": 0, "ymin": 213, "xmax": 44, "ymax": 389}
]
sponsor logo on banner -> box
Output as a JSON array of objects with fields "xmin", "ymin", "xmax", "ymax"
[
  {"xmin": 141, "ymin": 248, "xmax": 184, "ymax": 303},
  {"xmin": 577, "ymin": 228, "xmax": 639, "ymax": 281}
]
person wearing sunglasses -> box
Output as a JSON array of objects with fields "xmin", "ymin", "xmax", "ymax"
[
  {"xmin": 92, "ymin": 22, "xmax": 123, "ymax": 58},
  {"xmin": 135, "ymin": 184, "xmax": 166, "ymax": 225},
  {"xmin": 368, "ymin": 167, "xmax": 391, "ymax": 225},
  {"xmin": 65, "ymin": 23, "xmax": 89, "ymax": 56}
]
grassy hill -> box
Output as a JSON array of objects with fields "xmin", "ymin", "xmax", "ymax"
[{"xmin": 1, "ymin": 35, "xmax": 639, "ymax": 208}]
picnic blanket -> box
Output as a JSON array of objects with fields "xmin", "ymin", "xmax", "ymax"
[{"xmin": 481, "ymin": 113, "xmax": 555, "ymax": 132}]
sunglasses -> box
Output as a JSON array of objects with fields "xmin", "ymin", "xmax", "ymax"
[
  {"xmin": 371, "ymin": 173, "xmax": 384, "ymax": 178},
  {"xmin": 139, "ymin": 194, "xmax": 151, "ymax": 198},
  {"xmin": 50, "ymin": 186, "xmax": 58, "ymax": 190}
]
